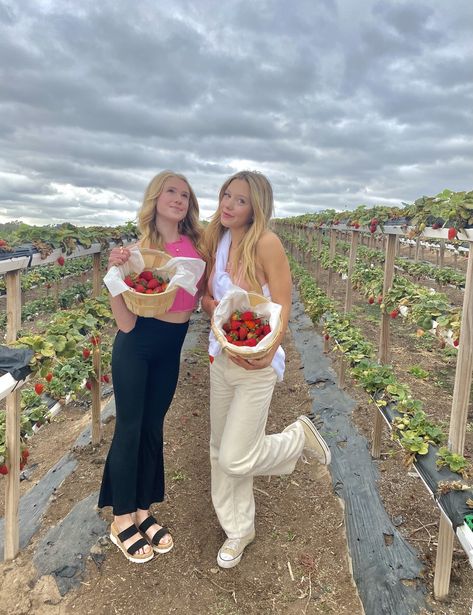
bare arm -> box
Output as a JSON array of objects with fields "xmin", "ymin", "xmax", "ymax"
[
  {"xmin": 231, "ymin": 231, "xmax": 292, "ymax": 370},
  {"xmin": 107, "ymin": 246, "xmax": 137, "ymax": 333}
]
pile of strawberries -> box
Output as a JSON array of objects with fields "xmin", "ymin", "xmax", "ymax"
[
  {"xmin": 222, "ymin": 309, "xmax": 271, "ymax": 347},
  {"xmin": 124, "ymin": 270, "xmax": 169, "ymax": 294}
]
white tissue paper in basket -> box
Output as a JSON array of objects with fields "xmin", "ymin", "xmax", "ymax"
[
  {"xmin": 213, "ymin": 287, "xmax": 282, "ymax": 354},
  {"xmin": 103, "ymin": 246, "xmax": 205, "ymax": 298}
]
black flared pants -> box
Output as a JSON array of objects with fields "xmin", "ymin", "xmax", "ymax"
[{"xmin": 98, "ymin": 317, "xmax": 189, "ymax": 515}]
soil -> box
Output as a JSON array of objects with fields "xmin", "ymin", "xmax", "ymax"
[{"xmin": 1, "ymin": 243, "xmax": 473, "ymax": 614}]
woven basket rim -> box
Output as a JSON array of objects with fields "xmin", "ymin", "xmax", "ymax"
[{"xmin": 211, "ymin": 294, "xmax": 282, "ymax": 358}]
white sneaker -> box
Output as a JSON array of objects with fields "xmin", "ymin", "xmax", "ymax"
[
  {"xmin": 297, "ymin": 415, "xmax": 331, "ymax": 465},
  {"xmin": 217, "ymin": 531, "xmax": 256, "ymax": 569}
]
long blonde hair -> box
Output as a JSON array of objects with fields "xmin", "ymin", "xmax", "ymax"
[
  {"xmin": 138, "ymin": 170, "xmax": 203, "ymax": 252},
  {"xmin": 205, "ymin": 170, "xmax": 274, "ymax": 291}
]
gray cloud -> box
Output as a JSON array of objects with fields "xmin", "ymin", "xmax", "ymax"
[{"xmin": 0, "ymin": 0, "xmax": 471, "ymax": 227}]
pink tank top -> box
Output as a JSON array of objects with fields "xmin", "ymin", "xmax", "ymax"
[{"xmin": 164, "ymin": 235, "xmax": 204, "ymax": 313}]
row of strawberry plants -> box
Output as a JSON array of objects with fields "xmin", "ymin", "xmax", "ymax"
[
  {"xmin": 277, "ymin": 189, "xmax": 473, "ymax": 237},
  {"xmin": 284, "ymin": 232, "xmax": 462, "ymax": 345},
  {"xmin": 288, "ymin": 231, "xmax": 466, "ymax": 291},
  {"xmin": 0, "ymin": 256, "xmax": 94, "ymax": 294},
  {"xmin": 0, "ymin": 221, "xmax": 138, "ymax": 258},
  {"xmin": 288, "ymin": 255, "xmax": 470, "ymax": 478},
  {"xmin": 0, "ymin": 282, "xmax": 92, "ymax": 331},
  {"xmin": 0, "ymin": 293, "xmax": 114, "ymax": 475},
  {"xmin": 322, "ymin": 234, "xmax": 467, "ymax": 289}
]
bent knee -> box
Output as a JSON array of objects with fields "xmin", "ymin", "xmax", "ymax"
[{"xmin": 218, "ymin": 452, "xmax": 252, "ymax": 476}]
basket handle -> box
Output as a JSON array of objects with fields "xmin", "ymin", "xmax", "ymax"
[
  {"xmin": 139, "ymin": 247, "xmax": 171, "ymax": 269},
  {"xmin": 139, "ymin": 248, "xmax": 168, "ymax": 256}
]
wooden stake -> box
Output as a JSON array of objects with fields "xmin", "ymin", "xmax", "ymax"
[
  {"xmin": 372, "ymin": 234, "xmax": 396, "ymax": 458},
  {"xmin": 5, "ymin": 271, "xmax": 21, "ymax": 344},
  {"xmin": 344, "ymin": 231, "xmax": 358, "ymax": 313},
  {"xmin": 434, "ymin": 241, "xmax": 473, "ymax": 599},
  {"xmin": 91, "ymin": 252, "xmax": 103, "ymax": 445},
  {"xmin": 4, "ymin": 388, "xmax": 20, "ymax": 560},
  {"xmin": 4, "ymin": 270, "xmax": 21, "ymax": 560},
  {"xmin": 315, "ymin": 231, "xmax": 323, "ymax": 279},
  {"xmin": 327, "ymin": 230, "xmax": 337, "ymax": 297}
]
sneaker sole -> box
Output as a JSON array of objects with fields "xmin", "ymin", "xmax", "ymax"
[
  {"xmin": 217, "ymin": 552, "xmax": 243, "ymax": 569},
  {"xmin": 298, "ymin": 415, "xmax": 331, "ymax": 465}
]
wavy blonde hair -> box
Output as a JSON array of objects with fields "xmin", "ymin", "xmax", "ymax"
[
  {"xmin": 205, "ymin": 170, "xmax": 274, "ymax": 291},
  {"xmin": 138, "ymin": 170, "xmax": 203, "ymax": 252}
]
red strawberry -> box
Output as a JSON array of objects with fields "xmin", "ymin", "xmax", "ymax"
[
  {"xmin": 20, "ymin": 462, "xmax": 25, "ymax": 471},
  {"xmin": 57, "ymin": 255, "xmax": 65, "ymax": 266},
  {"xmin": 222, "ymin": 323, "xmax": 231, "ymax": 333},
  {"xmin": 140, "ymin": 270, "xmax": 153, "ymax": 282},
  {"xmin": 368, "ymin": 296, "xmax": 374, "ymax": 305},
  {"xmin": 238, "ymin": 327, "xmax": 248, "ymax": 341},
  {"xmin": 34, "ymin": 383, "xmax": 44, "ymax": 395},
  {"xmin": 432, "ymin": 222, "xmax": 441, "ymax": 230},
  {"xmin": 90, "ymin": 336, "xmax": 100, "ymax": 346},
  {"xmin": 85, "ymin": 380, "xmax": 92, "ymax": 390},
  {"xmin": 377, "ymin": 295, "xmax": 383, "ymax": 304},
  {"xmin": 145, "ymin": 289, "xmax": 154, "ymax": 294},
  {"xmin": 244, "ymin": 320, "xmax": 256, "ymax": 329},
  {"xmin": 324, "ymin": 334, "xmax": 330, "ymax": 341},
  {"xmin": 103, "ymin": 374, "xmax": 110, "ymax": 383},
  {"xmin": 241, "ymin": 311, "xmax": 255, "ymax": 321},
  {"xmin": 390, "ymin": 309, "xmax": 399, "ymax": 319},
  {"xmin": 21, "ymin": 449, "xmax": 29, "ymax": 461},
  {"xmin": 448, "ymin": 228, "xmax": 457, "ymax": 240},
  {"xmin": 453, "ymin": 339, "xmax": 459, "ymax": 347},
  {"xmin": 124, "ymin": 276, "xmax": 134, "ymax": 287},
  {"xmin": 230, "ymin": 320, "xmax": 240, "ymax": 331},
  {"xmin": 135, "ymin": 284, "xmax": 146, "ymax": 293},
  {"xmin": 262, "ymin": 324, "xmax": 271, "ymax": 335},
  {"xmin": 245, "ymin": 338, "xmax": 257, "ymax": 347},
  {"xmin": 0, "ymin": 465, "xmax": 8, "ymax": 475},
  {"xmin": 82, "ymin": 348, "xmax": 91, "ymax": 359},
  {"xmin": 147, "ymin": 278, "xmax": 159, "ymax": 290},
  {"xmin": 45, "ymin": 373, "xmax": 53, "ymax": 382}
]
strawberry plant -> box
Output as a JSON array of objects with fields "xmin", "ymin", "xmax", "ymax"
[{"xmin": 436, "ymin": 447, "xmax": 470, "ymax": 478}]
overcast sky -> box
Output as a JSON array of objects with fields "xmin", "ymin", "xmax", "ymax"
[{"xmin": 0, "ymin": 0, "xmax": 472, "ymax": 227}]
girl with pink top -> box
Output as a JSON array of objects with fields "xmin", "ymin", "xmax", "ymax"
[
  {"xmin": 99, "ymin": 170, "xmax": 205, "ymax": 563},
  {"xmin": 202, "ymin": 171, "xmax": 330, "ymax": 569}
]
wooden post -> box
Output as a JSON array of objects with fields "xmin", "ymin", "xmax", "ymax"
[
  {"xmin": 439, "ymin": 240, "xmax": 445, "ymax": 268},
  {"xmin": 5, "ymin": 389, "xmax": 20, "ymax": 560},
  {"xmin": 315, "ymin": 231, "xmax": 323, "ymax": 279},
  {"xmin": 6, "ymin": 271, "xmax": 21, "ymax": 343},
  {"xmin": 92, "ymin": 253, "xmax": 102, "ymax": 298},
  {"xmin": 327, "ymin": 230, "xmax": 337, "ymax": 297},
  {"xmin": 396, "ymin": 236, "xmax": 401, "ymax": 257},
  {"xmin": 344, "ymin": 231, "xmax": 359, "ymax": 313},
  {"xmin": 371, "ymin": 234, "xmax": 397, "ymax": 458},
  {"xmin": 414, "ymin": 237, "xmax": 420, "ymax": 262},
  {"xmin": 434, "ymin": 243, "xmax": 473, "ymax": 599},
  {"xmin": 4, "ymin": 270, "xmax": 21, "ymax": 560},
  {"xmin": 91, "ymin": 252, "xmax": 102, "ymax": 445},
  {"xmin": 338, "ymin": 356, "xmax": 346, "ymax": 388}
]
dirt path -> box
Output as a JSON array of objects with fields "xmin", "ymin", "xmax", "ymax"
[{"xmin": 0, "ymin": 317, "xmax": 363, "ymax": 615}]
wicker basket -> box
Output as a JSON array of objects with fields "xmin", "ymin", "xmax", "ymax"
[
  {"xmin": 122, "ymin": 248, "xmax": 178, "ymax": 317},
  {"xmin": 211, "ymin": 292, "xmax": 282, "ymax": 360}
]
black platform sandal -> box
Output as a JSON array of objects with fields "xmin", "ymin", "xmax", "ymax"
[
  {"xmin": 110, "ymin": 522, "xmax": 154, "ymax": 563},
  {"xmin": 138, "ymin": 515, "xmax": 173, "ymax": 554}
]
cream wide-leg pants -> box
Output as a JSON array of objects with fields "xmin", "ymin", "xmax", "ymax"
[{"xmin": 209, "ymin": 353, "xmax": 306, "ymax": 539}]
